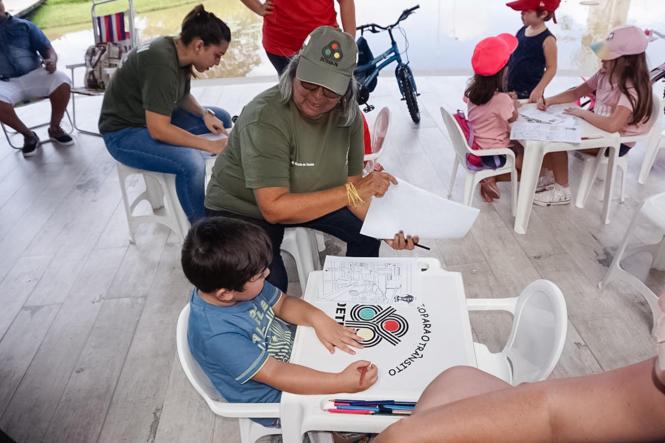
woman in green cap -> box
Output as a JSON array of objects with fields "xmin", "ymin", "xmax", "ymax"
[{"xmin": 205, "ymin": 25, "xmax": 417, "ymax": 292}]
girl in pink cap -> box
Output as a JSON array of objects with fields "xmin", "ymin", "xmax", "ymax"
[
  {"xmin": 464, "ymin": 33, "xmax": 522, "ymax": 202},
  {"xmin": 534, "ymin": 25, "xmax": 654, "ymax": 206}
]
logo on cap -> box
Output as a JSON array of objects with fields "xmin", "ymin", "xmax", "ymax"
[{"xmin": 321, "ymin": 40, "xmax": 343, "ymax": 67}]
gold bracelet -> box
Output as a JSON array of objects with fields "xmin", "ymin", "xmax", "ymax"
[{"xmin": 345, "ymin": 183, "xmax": 365, "ymax": 207}]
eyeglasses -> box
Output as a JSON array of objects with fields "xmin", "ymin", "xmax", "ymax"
[{"xmin": 298, "ymin": 80, "xmax": 342, "ymax": 99}]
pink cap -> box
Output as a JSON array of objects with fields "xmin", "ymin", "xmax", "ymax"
[
  {"xmin": 471, "ymin": 33, "xmax": 518, "ymax": 76},
  {"xmin": 591, "ymin": 25, "xmax": 649, "ymax": 61}
]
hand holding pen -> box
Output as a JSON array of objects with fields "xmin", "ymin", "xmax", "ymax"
[{"xmin": 338, "ymin": 361, "xmax": 377, "ymax": 392}]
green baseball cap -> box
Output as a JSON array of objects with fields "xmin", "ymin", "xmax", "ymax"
[{"xmin": 296, "ymin": 26, "xmax": 358, "ymax": 96}]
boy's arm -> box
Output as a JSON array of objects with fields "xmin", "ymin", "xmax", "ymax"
[
  {"xmin": 528, "ymin": 36, "xmax": 557, "ymax": 103},
  {"xmin": 253, "ymin": 356, "xmax": 377, "ymax": 394},
  {"xmin": 273, "ymin": 294, "xmax": 363, "ymax": 353}
]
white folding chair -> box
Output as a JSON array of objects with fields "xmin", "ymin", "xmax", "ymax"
[
  {"xmin": 600, "ymin": 192, "xmax": 665, "ymax": 329},
  {"xmin": 467, "ymin": 280, "xmax": 568, "ymax": 385},
  {"xmin": 1, "ymin": 98, "xmax": 73, "ymax": 150},
  {"xmin": 576, "ymin": 93, "xmax": 663, "ymax": 208},
  {"xmin": 440, "ymin": 107, "xmax": 518, "ymax": 215},
  {"xmin": 363, "ymin": 107, "xmax": 390, "ymax": 173},
  {"xmin": 176, "ymin": 304, "xmax": 281, "ymax": 443}
]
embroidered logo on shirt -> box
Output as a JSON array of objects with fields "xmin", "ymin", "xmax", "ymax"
[{"xmin": 291, "ymin": 160, "xmax": 316, "ymax": 167}]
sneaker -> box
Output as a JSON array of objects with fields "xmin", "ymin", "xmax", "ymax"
[
  {"xmin": 536, "ymin": 170, "xmax": 555, "ymax": 192},
  {"xmin": 22, "ymin": 131, "xmax": 41, "ymax": 157},
  {"xmin": 48, "ymin": 127, "xmax": 75, "ymax": 146},
  {"xmin": 533, "ymin": 184, "xmax": 571, "ymax": 206}
]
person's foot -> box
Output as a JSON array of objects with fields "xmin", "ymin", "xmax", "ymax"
[
  {"xmin": 48, "ymin": 126, "xmax": 75, "ymax": 146},
  {"xmin": 479, "ymin": 180, "xmax": 500, "ymax": 203},
  {"xmin": 22, "ymin": 131, "xmax": 41, "ymax": 157},
  {"xmin": 536, "ymin": 170, "xmax": 555, "ymax": 192},
  {"xmin": 533, "ymin": 184, "xmax": 571, "ymax": 206}
]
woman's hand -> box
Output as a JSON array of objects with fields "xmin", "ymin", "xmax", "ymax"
[
  {"xmin": 355, "ymin": 171, "xmax": 397, "ymax": 200},
  {"xmin": 313, "ymin": 312, "xmax": 364, "ymax": 355},
  {"xmin": 203, "ymin": 112, "xmax": 227, "ymax": 135},
  {"xmin": 202, "ymin": 137, "xmax": 227, "ymax": 154},
  {"xmin": 336, "ymin": 361, "xmax": 378, "ymax": 392},
  {"xmin": 528, "ymin": 85, "xmax": 545, "ymax": 104},
  {"xmin": 385, "ymin": 231, "xmax": 420, "ymax": 250},
  {"xmin": 537, "ymin": 96, "xmax": 548, "ymax": 111}
]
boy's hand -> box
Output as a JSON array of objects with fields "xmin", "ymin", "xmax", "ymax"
[
  {"xmin": 314, "ymin": 312, "xmax": 364, "ymax": 354},
  {"xmin": 338, "ymin": 361, "xmax": 378, "ymax": 392}
]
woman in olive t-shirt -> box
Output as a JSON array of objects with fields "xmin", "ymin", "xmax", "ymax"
[
  {"xmin": 99, "ymin": 5, "xmax": 232, "ymax": 223},
  {"xmin": 205, "ymin": 26, "xmax": 418, "ymax": 292}
]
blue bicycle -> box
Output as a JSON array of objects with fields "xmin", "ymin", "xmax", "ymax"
[{"xmin": 354, "ymin": 5, "xmax": 420, "ymax": 123}]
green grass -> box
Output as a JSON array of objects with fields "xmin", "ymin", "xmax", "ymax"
[{"xmin": 29, "ymin": 0, "xmax": 198, "ymax": 30}]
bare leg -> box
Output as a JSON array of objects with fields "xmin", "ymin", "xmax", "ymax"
[
  {"xmin": 0, "ymin": 100, "xmax": 31, "ymax": 136},
  {"xmin": 48, "ymin": 83, "xmax": 70, "ymax": 130},
  {"xmin": 542, "ymin": 151, "xmax": 569, "ymax": 187},
  {"xmin": 415, "ymin": 366, "xmax": 511, "ymax": 414}
]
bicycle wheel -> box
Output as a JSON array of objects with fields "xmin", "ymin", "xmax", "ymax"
[{"xmin": 397, "ymin": 65, "xmax": 420, "ymax": 124}]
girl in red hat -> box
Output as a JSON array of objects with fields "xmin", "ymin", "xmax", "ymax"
[{"xmin": 505, "ymin": 0, "xmax": 560, "ymax": 104}]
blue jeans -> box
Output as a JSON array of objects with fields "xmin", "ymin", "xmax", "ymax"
[
  {"xmin": 206, "ymin": 208, "xmax": 382, "ymax": 292},
  {"xmin": 102, "ymin": 106, "xmax": 231, "ymax": 223}
]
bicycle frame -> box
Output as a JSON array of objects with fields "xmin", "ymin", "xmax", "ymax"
[{"xmin": 355, "ymin": 31, "xmax": 404, "ymax": 88}]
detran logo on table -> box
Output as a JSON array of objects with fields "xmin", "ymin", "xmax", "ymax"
[{"xmin": 344, "ymin": 305, "xmax": 409, "ymax": 347}]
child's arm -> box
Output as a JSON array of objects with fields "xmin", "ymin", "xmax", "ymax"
[
  {"xmin": 563, "ymin": 105, "xmax": 632, "ymax": 134},
  {"xmin": 538, "ymin": 82, "xmax": 594, "ymax": 110},
  {"xmin": 529, "ymin": 36, "xmax": 558, "ymax": 103},
  {"xmin": 253, "ymin": 356, "xmax": 378, "ymax": 394},
  {"xmin": 273, "ymin": 294, "xmax": 363, "ymax": 354}
]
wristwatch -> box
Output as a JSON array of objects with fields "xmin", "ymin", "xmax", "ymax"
[{"xmin": 204, "ymin": 108, "xmax": 216, "ymax": 117}]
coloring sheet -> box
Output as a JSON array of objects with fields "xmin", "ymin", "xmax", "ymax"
[{"xmin": 512, "ymin": 105, "xmax": 581, "ymax": 143}]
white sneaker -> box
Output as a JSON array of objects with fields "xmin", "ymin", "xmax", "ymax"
[
  {"xmin": 536, "ymin": 170, "xmax": 555, "ymax": 192},
  {"xmin": 533, "ymin": 184, "xmax": 571, "ymax": 206}
]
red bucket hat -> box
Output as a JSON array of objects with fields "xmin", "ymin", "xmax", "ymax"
[
  {"xmin": 506, "ymin": 0, "xmax": 561, "ymax": 23},
  {"xmin": 471, "ymin": 33, "xmax": 519, "ymax": 76}
]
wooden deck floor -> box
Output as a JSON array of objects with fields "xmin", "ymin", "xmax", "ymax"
[{"xmin": 0, "ymin": 75, "xmax": 664, "ymax": 443}]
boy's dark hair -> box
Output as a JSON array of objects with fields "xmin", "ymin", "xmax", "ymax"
[
  {"xmin": 181, "ymin": 217, "xmax": 272, "ymax": 293},
  {"xmin": 181, "ymin": 4, "xmax": 231, "ymax": 47},
  {"xmin": 465, "ymin": 66, "xmax": 508, "ymax": 106}
]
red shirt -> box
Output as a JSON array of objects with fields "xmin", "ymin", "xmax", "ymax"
[{"xmin": 262, "ymin": 0, "xmax": 338, "ymax": 56}]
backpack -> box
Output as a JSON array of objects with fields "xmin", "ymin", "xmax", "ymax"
[
  {"xmin": 452, "ymin": 110, "xmax": 484, "ymax": 169},
  {"xmin": 355, "ymin": 36, "xmax": 378, "ymax": 93},
  {"xmin": 84, "ymin": 42, "xmax": 125, "ymax": 90}
]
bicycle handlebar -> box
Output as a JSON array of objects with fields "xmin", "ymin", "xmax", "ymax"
[{"xmin": 356, "ymin": 4, "xmax": 419, "ymax": 33}]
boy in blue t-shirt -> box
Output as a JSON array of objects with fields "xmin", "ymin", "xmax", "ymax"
[{"xmin": 181, "ymin": 217, "xmax": 378, "ymax": 425}]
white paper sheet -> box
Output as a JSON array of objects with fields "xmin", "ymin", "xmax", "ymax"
[
  {"xmin": 317, "ymin": 256, "xmax": 417, "ymax": 304},
  {"xmin": 199, "ymin": 132, "xmax": 228, "ymax": 141},
  {"xmin": 359, "ymin": 178, "xmax": 479, "ymax": 239},
  {"xmin": 512, "ymin": 105, "xmax": 581, "ymax": 144}
]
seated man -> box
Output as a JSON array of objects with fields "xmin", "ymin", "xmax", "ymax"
[{"xmin": 0, "ymin": 0, "xmax": 73, "ymax": 157}]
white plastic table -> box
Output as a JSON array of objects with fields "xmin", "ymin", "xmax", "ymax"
[
  {"xmin": 513, "ymin": 103, "xmax": 621, "ymax": 234},
  {"xmin": 279, "ymin": 258, "xmax": 476, "ymax": 441}
]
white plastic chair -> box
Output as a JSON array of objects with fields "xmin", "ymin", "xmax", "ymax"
[
  {"xmin": 638, "ymin": 129, "xmax": 664, "ymax": 184},
  {"xmin": 116, "ymin": 162, "xmax": 190, "ymax": 243},
  {"xmin": 363, "ymin": 107, "xmax": 390, "ymax": 173},
  {"xmin": 176, "ymin": 304, "xmax": 281, "ymax": 443},
  {"xmin": 599, "ymin": 192, "xmax": 665, "ymax": 328},
  {"xmin": 576, "ymin": 93, "xmax": 663, "ymax": 208},
  {"xmin": 466, "ymin": 280, "xmax": 568, "ymax": 385},
  {"xmin": 440, "ymin": 107, "xmax": 518, "ymax": 215}
]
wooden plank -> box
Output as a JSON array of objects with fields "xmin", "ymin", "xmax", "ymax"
[
  {"xmin": 97, "ymin": 236, "xmax": 193, "ymax": 443},
  {"xmin": 45, "ymin": 297, "xmax": 144, "ymax": 443},
  {"xmin": 0, "ymin": 247, "xmax": 126, "ymax": 443},
  {"xmin": 153, "ymin": 356, "xmax": 215, "ymax": 443},
  {"xmin": 0, "ymin": 304, "xmax": 60, "ymax": 417},
  {"xmin": 0, "ymin": 255, "xmax": 51, "ymax": 340}
]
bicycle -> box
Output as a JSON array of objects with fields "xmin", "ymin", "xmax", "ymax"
[{"xmin": 354, "ymin": 5, "xmax": 421, "ymax": 124}]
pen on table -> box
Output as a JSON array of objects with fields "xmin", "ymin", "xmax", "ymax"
[
  {"xmin": 414, "ymin": 242, "xmax": 430, "ymax": 251},
  {"xmin": 359, "ymin": 362, "xmax": 373, "ymax": 385}
]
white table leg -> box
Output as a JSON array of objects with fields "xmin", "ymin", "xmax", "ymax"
[
  {"xmin": 602, "ymin": 144, "xmax": 618, "ymax": 225},
  {"xmin": 514, "ymin": 142, "xmax": 544, "ymax": 234}
]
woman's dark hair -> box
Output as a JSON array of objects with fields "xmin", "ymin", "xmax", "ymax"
[
  {"xmin": 181, "ymin": 217, "xmax": 272, "ymax": 293},
  {"xmin": 607, "ymin": 53, "xmax": 653, "ymax": 126},
  {"xmin": 181, "ymin": 4, "xmax": 231, "ymax": 47},
  {"xmin": 464, "ymin": 66, "xmax": 508, "ymax": 106}
]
